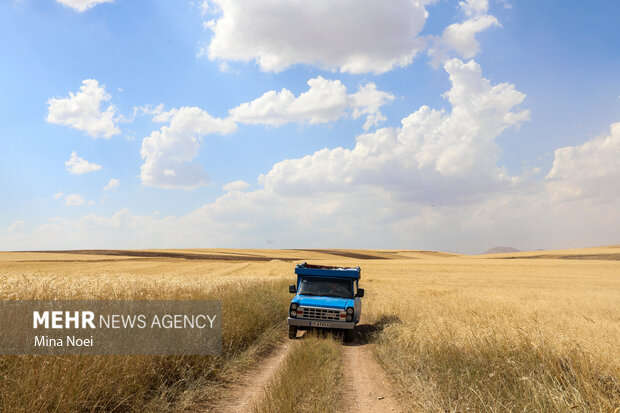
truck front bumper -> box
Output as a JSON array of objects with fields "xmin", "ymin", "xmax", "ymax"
[{"xmin": 287, "ymin": 317, "xmax": 355, "ymax": 330}]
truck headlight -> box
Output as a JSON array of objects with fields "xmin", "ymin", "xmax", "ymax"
[
  {"xmin": 290, "ymin": 310, "xmax": 297, "ymax": 318},
  {"xmin": 346, "ymin": 307, "xmax": 354, "ymax": 315},
  {"xmin": 346, "ymin": 315, "xmax": 353, "ymax": 322},
  {"xmin": 291, "ymin": 303, "xmax": 298, "ymax": 310}
]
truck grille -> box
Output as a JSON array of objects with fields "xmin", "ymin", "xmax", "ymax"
[{"xmin": 300, "ymin": 307, "xmax": 341, "ymax": 320}]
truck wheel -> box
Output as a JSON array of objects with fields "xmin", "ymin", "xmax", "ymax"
[
  {"xmin": 343, "ymin": 329, "xmax": 355, "ymax": 342},
  {"xmin": 288, "ymin": 325, "xmax": 298, "ymax": 339}
]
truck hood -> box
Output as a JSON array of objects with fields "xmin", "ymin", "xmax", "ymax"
[{"xmin": 293, "ymin": 295, "xmax": 354, "ymax": 310}]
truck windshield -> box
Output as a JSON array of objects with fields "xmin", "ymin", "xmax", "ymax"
[{"xmin": 298, "ymin": 277, "xmax": 353, "ymax": 298}]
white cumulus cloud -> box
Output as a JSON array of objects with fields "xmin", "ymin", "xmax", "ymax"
[
  {"xmin": 7, "ymin": 55, "xmax": 620, "ymax": 253},
  {"xmin": 140, "ymin": 106, "xmax": 237, "ymax": 189},
  {"xmin": 47, "ymin": 79, "xmax": 120, "ymax": 138},
  {"xmin": 428, "ymin": 15, "xmax": 500, "ymax": 66},
  {"xmin": 258, "ymin": 59, "xmax": 529, "ymax": 202},
  {"xmin": 202, "ymin": 0, "xmax": 431, "ymax": 74},
  {"xmin": 6, "ymin": 114, "xmax": 620, "ymax": 252},
  {"xmin": 74, "ymin": 57, "xmax": 527, "ymax": 251},
  {"xmin": 53, "ymin": 191, "xmax": 64, "ymax": 200},
  {"xmin": 55, "ymin": 0, "xmax": 113, "ymax": 12},
  {"xmin": 222, "ymin": 180, "xmax": 250, "ymax": 192},
  {"xmin": 350, "ymin": 83, "xmax": 397, "ymax": 130},
  {"xmin": 65, "ymin": 151, "xmax": 102, "ymax": 175},
  {"xmin": 104, "ymin": 178, "xmax": 120, "ymax": 191},
  {"xmin": 229, "ymin": 76, "xmax": 394, "ymax": 130},
  {"xmin": 546, "ymin": 122, "xmax": 620, "ymax": 202}
]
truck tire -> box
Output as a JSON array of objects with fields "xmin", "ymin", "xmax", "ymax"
[
  {"xmin": 288, "ymin": 325, "xmax": 298, "ymax": 339},
  {"xmin": 343, "ymin": 328, "xmax": 355, "ymax": 342}
]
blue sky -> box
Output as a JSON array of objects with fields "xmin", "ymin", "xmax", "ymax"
[{"xmin": 1, "ymin": 0, "xmax": 619, "ymax": 253}]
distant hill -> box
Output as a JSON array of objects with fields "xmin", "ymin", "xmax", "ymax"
[{"xmin": 483, "ymin": 246, "xmax": 521, "ymax": 254}]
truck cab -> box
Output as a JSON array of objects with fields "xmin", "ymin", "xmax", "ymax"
[{"xmin": 287, "ymin": 262, "xmax": 364, "ymax": 341}]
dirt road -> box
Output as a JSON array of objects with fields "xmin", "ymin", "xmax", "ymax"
[
  {"xmin": 341, "ymin": 342, "xmax": 400, "ymax": 413},
  {"xmin": 210, "ymin": 332, "xmax": 399, "ymax": 413},
  {"xmin": 210, "ymin": 341, "xmax": 291, "ymax": 413}
]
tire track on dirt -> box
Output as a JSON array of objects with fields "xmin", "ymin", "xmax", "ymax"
[
  {"xmin": 341, "ymin": 343, "xmax": 400, "ymax": 412},
  {"xmin": 210, "ymin": 341, "xmax": 291, "ymax": 413}
]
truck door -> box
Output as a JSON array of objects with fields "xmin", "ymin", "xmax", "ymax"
[{"xmin": 354, "ymin": 280, "xmax": 362, "ymax": 323}]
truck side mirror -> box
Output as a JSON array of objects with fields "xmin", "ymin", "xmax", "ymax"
[
  {"xmin": 289, "ymin": 284, "xmax": 297, "ymax": 293},
  {"xmin": 356, "ymin": 288, "xmax": 364, "ymax": 298}
]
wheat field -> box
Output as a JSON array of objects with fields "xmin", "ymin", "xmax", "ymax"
[
  {"xmin": 0, "ymin": 246, "xmax": 618, "ymax": 412},
  {"xmin": 363, "ymin": 246, "xmax": 620, "ymax": 412},
  {"xmin": 0, "ymin": 250, "xmax": 298, "ymax": 411}
]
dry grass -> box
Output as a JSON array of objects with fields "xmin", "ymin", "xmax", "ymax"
[
  {"xmin": 0, "ymin": 254, "xmax": 294, "ymax": 412},
  {"xmin": 362, "ymin": 247, "xmax": 620, "ymax": 412},
  {"xmin": 253, "ymin": 333, "xmax": 343, "ymax": 413},
  {"xmin": 0, "ymin": 246, "xmax": 618, "ymax": 412}
]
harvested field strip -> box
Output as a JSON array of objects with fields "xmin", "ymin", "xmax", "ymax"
[
  {"xmin": 405, "ymin": 250, "xmax": 459, "ymax": 257},
  {"xmin": 495, "ymin": 253, "xmax": 620, "ymax": 261},
  {"xmin": 297, "ymin": 249, "xmax": 389, "ymax": 260},
  {"xmin": 253, "ymin": 333, "xmax": 343, "ymax": 413},
  {"xmin": 13, "ymin": 258, "xmax": 158, "ymax": 263},
  {"xmin": 25, "ymin": 249, "xmax": 302, "ymax": 261}
]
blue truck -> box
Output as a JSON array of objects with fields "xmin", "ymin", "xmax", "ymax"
[{"xmin": 287, "ymin": 262, "xmax": 364, "ymax": 341}]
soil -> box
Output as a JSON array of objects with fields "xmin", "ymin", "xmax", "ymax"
[
  {"xmin": 210, "ymin": 331, "xmax": 400, "ymax": 412},
  {"xmin": 210, "ymin": 341, "xmax": 291, "ymax": 413},
  {"xmin": 340, "ymin": 342, "xmax": 400, "ymax": 412}
]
